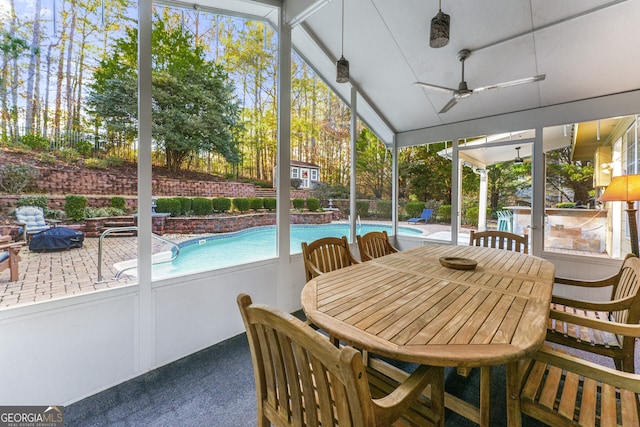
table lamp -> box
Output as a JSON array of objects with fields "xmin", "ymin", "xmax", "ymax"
[{"xmin": 598, "ymin": 174, "xmax": 640, "ymax": 256}]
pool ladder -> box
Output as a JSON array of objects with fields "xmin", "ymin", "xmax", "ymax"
[{"xmin": 96, "ymin": 226, "xmax": 180, "ymax": 283}]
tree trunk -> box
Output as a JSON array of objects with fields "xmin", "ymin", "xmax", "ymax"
[{"xmin": 25, "ymin": 0, "xmax": 42, "ymax": 133}]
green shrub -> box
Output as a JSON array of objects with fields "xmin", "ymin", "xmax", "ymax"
[
  {"xmin": 212, "ymin": 197, "xmax": 231, "ymax": 213},
  {"xmin": 556, "ymin": 202, "xmax": 576, "ymax": 208},
  {"xmin": 437, "ymin": 205, "xmax": 452, "ymax": 223},
  {"xmin": 104, "ymin": 156, "xmax": 124, "ymax": 167},
  {"xmin": 110, "ymin": 197, "xmax": 127, "ymax": 211},
  {"xmin": 84, "ymin": 158, "xmax": 107, "ymax": 169},
  {"xmin": 356, "ymin": 200, "xmax": 370, "ymax": 217},
  {"xmin": 65, "ymin": 195, "xmax": 88, "ymax": 221},
  {"xmin": 464, "ymin": 207, "xmax": 491, "ymax": 226},
  {"xmin": 292, "ymin": 198, "xmax": 305, "ymax": 211},
  {"xmin": 377, "ymin": 200, "xmax": 392, "ymax": 218},
  {"xmin": 38, "ymin": 153, "xmax": 57, "ymax": 164},
  {"xmin": 223, "ymin": 172, "xmax": 236, "ymax": 181},
  {"xmin": 263, "ymin": 197, "xmax": 276, "ymax": 211},
  {"xmin": 155, "ymin": 198, "xmax": 181, "ymax": 217},
  {"xmin": 405, "ymin": 201, "xmax": 426, "ymax": 219},
  {"xmin": 174, "ymin": 197, "xmax": 192, "ymax": 215},
  {"xmin": 0, "ymin": 164, "xmax": 39, "ymax": 194},
  {"xmin": 306, "ymin": 198, "xmax": 320, "ymax": 212},
  {"xmin": 19, "ymin": 133, "xmax": 50, "ymax": 151},
  {"xmin": 191, "ymin": 198, "xmax": 213, "ymax": 215},
  {"xmin": 17, "ymin": 196, "xmax": 48, "ymax": 210},
  {"xmin": 290, "ymin": 178, "xmax": 303, "ymax": 189},
  {"xmin": 74, "ymin": 140, "xmax": 94, "ymax": 157},
  {"xmin": 233, "ymin": 198, "xmax": 250, "ymax": 212},
  {"xmin": 249, "ymin": 197, "xmax": 263, "ymax": 211},
  {"xmin": 84, "ymin": 207, "xmax": 125, "ymax": 218},
  {"xmin": 57, "ymin": 147, "xmax": 80, "ymax": 163}
]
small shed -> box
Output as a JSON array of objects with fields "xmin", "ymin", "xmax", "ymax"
[{"xmin": 274, "ymin": 161, "xmax": 321, "ymax": 189}]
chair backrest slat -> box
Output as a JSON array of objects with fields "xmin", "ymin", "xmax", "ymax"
[
  {"xmin": 357, "ymin": 230, "xmax": 398, "ymax": 262},
  {"xmin": 469, "ymin": 230, "xmax": 528, "ymax": 254},
  {"xmin": 301, "ymin": 236, "xmax": 358, "ymax": 281},
  {"xmin": 238, "ymin": 294, "xmax": 374, "ymax": 426}
]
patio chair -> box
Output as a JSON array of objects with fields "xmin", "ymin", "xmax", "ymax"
[
  {"xmin": 15, "ymin": 206, "xmax": 57, "ymax": 242},
  {"xmin": 520, "ymin": 345, "xmax": 640, "ymax": 426},
  {"xmin": 237, "ymin": 293, "xmax": 444, "ymax": 427},
  {"xmin": 357, "ymin": 230, "xmax": 398, "ymax": 262},
  {"xmin": 301, "ymin": 236, "xmax": 359, "ymax": 282},
  {"xmin": 546, "ymin": 254, "xmax": 640, "ymax": 372},
  {"xmin": 0, "ymin": 235, "xmax": 25, "ymax": 282},
  {"xmin": 468, "ymin": 230, "xmax": 528, "ymax": 254},
  {"xmin": 407, "ymin": 208, "xmax": 433, "ymax": 223}
]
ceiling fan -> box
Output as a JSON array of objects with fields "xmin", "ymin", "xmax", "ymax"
[{"xmin": 414, "ymin": 49, "xmax": 546, "ymax": 114}]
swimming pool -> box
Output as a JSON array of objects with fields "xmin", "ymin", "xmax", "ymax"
[{"xmin": 121, "ymin": 223, "xmax": 423, "ymax": 279}]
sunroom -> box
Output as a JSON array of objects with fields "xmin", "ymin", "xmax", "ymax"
[{"xmin": 2, "ymin": 0, "xmax": 640, "ymax": 415}]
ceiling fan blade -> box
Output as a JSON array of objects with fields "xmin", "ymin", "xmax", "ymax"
[
  {"xmin": 473, "ymin": 74, "xmax": 546, "ymax": 93},
  {"xmin": 413, "ymin": 81, "xmax": 457, "ymax": 94},
  {"xmin": 439, "ymin": 97, "xmax": 459, "ymax": 114}
]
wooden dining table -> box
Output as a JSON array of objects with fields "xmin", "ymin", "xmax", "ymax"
[{"xmin": 301, "ymin": 243, "xmax": 555, "ymax": 427}]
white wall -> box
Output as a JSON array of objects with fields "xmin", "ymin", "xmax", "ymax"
[{"xmin": 0, "ymin": 256, "xmax": 307, "ymax": 405}]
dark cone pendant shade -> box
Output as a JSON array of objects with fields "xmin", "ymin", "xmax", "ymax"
[
  {"xmin": 430, "ymin": 9, "xmax": 450, "ymax": 48},
  {"xmin": 336, "ymin": 56, "xmax": 350, "ymax": 83}
]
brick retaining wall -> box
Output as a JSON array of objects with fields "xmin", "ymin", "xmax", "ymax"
[{"xmin": 84, "ymin": 211, "xmax": 333, "ymax": 237}]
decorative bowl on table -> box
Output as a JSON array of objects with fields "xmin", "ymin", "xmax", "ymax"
[{"xmin": 439, "ymin": 257, "xmax": 478, "ymax": 270}]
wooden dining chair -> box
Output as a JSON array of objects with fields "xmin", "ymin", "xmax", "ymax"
[
  {"xmin": 546, "ymin": 254, "xmax": 640, "ymax": 373},
  {"xmin": 301, "ymin": 236, "xmax": 359, "ymax": 282},
  {"xmin": 468, "ymin": 230, "xmax": 528, "ymax": 253},
  {"xmin": 237, "ymin": 293, "xmax": 444, "ymax": 427},
  {"xmin": 356, "ymin": 230, "xmax": 398, "ymax": 262},
  {"xmin": 0, "ymin": 235, "xmax": 24, "ymax": 282},
  {"xmin": 520, "ymin": 344, "xmax": 640, "ymax": 426}
]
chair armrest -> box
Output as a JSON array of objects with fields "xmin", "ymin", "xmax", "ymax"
[
  {"xmin": 532, "ymin": 346, "xmax": 640, "ymax": 393},
  {"xmin": 552, "ymin": 294, "xmax": 634, "ymax": 311},
  {"xmin": 554, "ymin": 275, "xmax": 618, "ymax": 288},
  {"xmin": 305, "ymin": 260, "xmax": 326, "ymax": 279},
  {"xmin": 0, "ymin": 241, "xmax": 25, "ymax": 251},
  {"xmin": 549, "ymin": 308, "xmax": 640, "ymax": 336},
  {"xmin": 371, "ymin": 364, "xmax": 440, "ymax": 424}
]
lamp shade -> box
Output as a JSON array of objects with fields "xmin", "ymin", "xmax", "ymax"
[
  {"xmin": 598, "ymin": 174, "xmax": 640, "ymax": 202},
  {"xmin": 336, "ymin": 56, "xmax": 350, "ymax": 83}
]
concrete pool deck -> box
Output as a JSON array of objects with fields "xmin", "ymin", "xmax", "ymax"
[{"xmin": 0, "ymin": 222, "xmax": 450, "ymax": 309}]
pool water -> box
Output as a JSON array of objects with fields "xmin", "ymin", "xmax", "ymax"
[{"xmin": 148, "ymin": 223, "xmax": 422, "ymax": 278}]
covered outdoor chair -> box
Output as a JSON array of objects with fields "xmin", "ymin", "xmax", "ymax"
[
  {"xmin": 520, "ymin": 344, "xmax": 640, "ymax": 426},
  {"xmin": 237, "ymin": 293, "xmax": 444, "ymax": 427},
  {"xmin": 357, "ymin": 230, "xmax": 398, "ymax": 262},
  {"xmin": 301, "ymin": 236, "xmax": 359, "ymax": 282},
  {"xmin": 15, "ymin": 206, "xmax": 57, "ymax": 242},
  {"xmin": 547, "ymin": 254, "xmax": 640, "ymax": 372},
  {"xmin": 0, "ymin": 235, "xmax": 24, "ymax": 282},
  {"xmin": 468, "ymin": 230, "xmax": 528, "ymax": 254},
  {"xmin": 407, "ymin": 208, "xmax": 433, "ymax": 223}
]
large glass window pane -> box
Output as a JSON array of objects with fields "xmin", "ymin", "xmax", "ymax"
[{"xmin": 543, "ymin": 116, "xmax": 639, "ymax": 258}]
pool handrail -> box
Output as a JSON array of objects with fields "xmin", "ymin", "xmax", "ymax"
[{"xmin": 96, "ymin": 227, "xmax": 180, "ymax": 283}]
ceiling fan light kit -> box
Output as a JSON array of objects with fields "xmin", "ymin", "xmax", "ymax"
[
  {"xmin": 429, "ymin": 0, "xmax": 450, "ymax": 48},
  {"xmin": 414, "ymin": 48, "xmax": 546, "ymax": 113}
]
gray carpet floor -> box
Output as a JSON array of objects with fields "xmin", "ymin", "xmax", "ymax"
[{"xmin": 66, "ymin": 311, "xmax": 622, "ymax": 426}]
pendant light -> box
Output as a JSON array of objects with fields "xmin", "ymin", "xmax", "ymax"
[
  {"xmin": 514, "ymin": 147, "xmax": 524, "ymax": 164},
  {"xmin": 336, "ymin": 0, "xmax": 350, "ymax": 83},
  {"xmin": 429, "ymin": 0, "xmax": 450, "ymax": 48}
]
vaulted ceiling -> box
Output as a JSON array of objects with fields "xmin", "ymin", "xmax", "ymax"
[{"xmin": 198, "ymin": 0, "xmax": 640, "ymax": 153}]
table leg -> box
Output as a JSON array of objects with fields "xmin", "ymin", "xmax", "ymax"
[
  {"xmin": 432, "ymin": 367, "xmax": 445, "ymax": 427},
  {"xmin": 479, "ymin": 366, "xmax": 491, "ymax": 427},
  {"xmin": 506, "ymin": 361, "xmax": 522, "ymax": 427}
]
